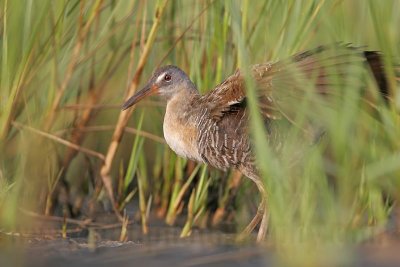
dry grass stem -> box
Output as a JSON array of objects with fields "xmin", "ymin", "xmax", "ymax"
[
  {"xmin": 99, "ymin": 0, "xmax": 170, "ymax": 221},
  {"xmin": 12, "ymin": 121, "xmax": 105, "ymax": 161}
]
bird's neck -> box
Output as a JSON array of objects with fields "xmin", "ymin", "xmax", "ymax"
[{"xmin": 165, "ymin": 89, "xmax": 200, "ymax": 121}]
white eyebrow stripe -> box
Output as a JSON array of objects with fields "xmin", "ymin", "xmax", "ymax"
[{"xmin": 156, "ymin": 72, "xmax": 167, "ymax": 83}]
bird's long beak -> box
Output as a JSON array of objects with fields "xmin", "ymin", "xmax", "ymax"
[{"xmin": 122, "ymin": 83, "xmax": 159, "ymax": 110}]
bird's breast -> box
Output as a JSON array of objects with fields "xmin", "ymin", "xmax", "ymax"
[{"xmin": 163, "ymin": 104, "xmax": 203, "ymax": 163}]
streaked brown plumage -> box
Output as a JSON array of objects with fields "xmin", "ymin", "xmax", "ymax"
[{"xmin": 122, "ymin": 44, "xmax": 389, "ymax": 242}]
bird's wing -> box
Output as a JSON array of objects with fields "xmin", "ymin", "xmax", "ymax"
[{"xmin": 204, "ymin": 44, "xmax": 388, "ymax": 124}]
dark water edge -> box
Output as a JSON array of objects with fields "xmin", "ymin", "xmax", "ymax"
[
  {"xmin": 1, "ymin": 211, "xmax": 400, "ymax": 267},
  {"xmin": 2, "ymin": 239, "xmax": 269, "ymax": 267},
  {"xmin": 2, "ymin": 231, "xmax": 400, "ymax": 267},
  {"xmin": 1, "ymin": 228, "xmax": 270, "ymax": 267}
]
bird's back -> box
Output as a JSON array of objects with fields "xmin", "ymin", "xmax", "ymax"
[{"xmin": 191, "ymin": 45, "xmax": 391, "ymax": 181}]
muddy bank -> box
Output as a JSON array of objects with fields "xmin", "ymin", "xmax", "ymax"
[{"xmin": 1, "ymin": 212, "xmax": 400, "ymax": 267}]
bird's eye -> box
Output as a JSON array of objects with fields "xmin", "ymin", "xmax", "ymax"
[{"xmin": 164, "ymin": 74, "xmax": 172, "ymax": 81}]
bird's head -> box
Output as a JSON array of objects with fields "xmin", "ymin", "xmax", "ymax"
[{"xmin": 122, "ymin": 65, "xmax": 196, "ymax": 110}]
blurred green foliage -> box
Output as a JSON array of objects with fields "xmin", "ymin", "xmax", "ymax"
[{"xmin": 0, "ymin": 2, "xmax": 399, "ymax": 260}]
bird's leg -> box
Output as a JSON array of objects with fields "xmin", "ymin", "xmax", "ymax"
[
  {"xmin": 239, "ymin": 199, "xmax": 265, "ymax": 236},
  {"xmin": 256, "ymin": 198, "xmax": 269, "ymax": 242},
  {"xmin": 255, "ymin": 180, "xmax": 269, "ymax": 242},
  {"xmin": 238, "ymin": 179, "xmax": 268, "ymax": 242}
]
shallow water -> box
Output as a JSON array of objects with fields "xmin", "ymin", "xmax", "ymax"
[
  {"xmin": 22, "ymin": 240, "xmax": 267, "ymax": 267},
  {"xmin": 1, "ymin": 213, "xmax": 400, "ymax": 267},
  {"xmin": 2, "ymin": 233, "xmax": 400, "ymax": 267},
  {"xmin": 1, "ymin": 222, "xmax": 268, "ymax": 267}
]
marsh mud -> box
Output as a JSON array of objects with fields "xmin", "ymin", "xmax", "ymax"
[
  {"xmin": 1, "ymin": 212, "xmax": 400, "ymax": 267},
  {"xmin": 0, "ymin": 215, "xmax": 268, "ymax": 267}
]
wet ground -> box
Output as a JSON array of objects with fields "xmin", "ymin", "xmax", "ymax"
[
  {"xmin": 1, "ymin": 219, "xmax": 269, "ymax": 267},
  {"xmin": 1, "ymin": 212, "xmax": 400, "ymax": 267},
  {"xmin": 11, "ymin": 239, "xmax": 268, "ymax": 267},
  {"xmin": 2, "ymin": 232, "xmax": 400, "ymax": 267}
]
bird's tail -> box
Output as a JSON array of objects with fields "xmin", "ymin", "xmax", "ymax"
[
  {"xmin": 363, "ymin": 51, "xmax": 390, "ymax": 101},
  {"xmin": 363, "ymin": 51, "xmax": 400, "ymax": 108}
]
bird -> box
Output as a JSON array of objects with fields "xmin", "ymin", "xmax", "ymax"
[{"xmin": 122, "ymin": 44, "xmax": 389, "ymax": 242}]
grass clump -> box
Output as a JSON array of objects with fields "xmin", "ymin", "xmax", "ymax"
[{"xmin": 0, "ymin": 3, "xmax": 399, "ymax": 265}]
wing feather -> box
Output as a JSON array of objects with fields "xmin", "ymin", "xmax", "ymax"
[{"xmin": 201, "ymin": 44, "xmax": 389, "ymax": 126}]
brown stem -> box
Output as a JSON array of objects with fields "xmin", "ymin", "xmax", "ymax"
[
  {"xmin": 12, "ymin": 122, "xmax": 105, "ymax": 161},
  {"xmin": 44, "ymin": 0, "xmax": 104, "ymax": 132},
  {"xmin": 99, "ymin": 0, "xmax": 170, "ymax": 222}
]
